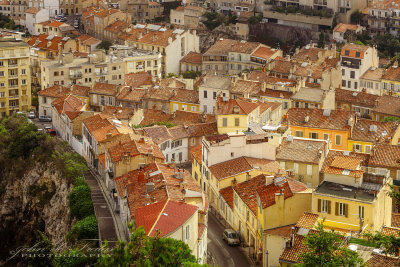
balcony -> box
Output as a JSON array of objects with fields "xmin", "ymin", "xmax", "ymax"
[
  {"xmin": 8, "ymin": 63, "xmax": 18, "ymax": 68},
  {"xmin": 95, "ymin": 71, "xmax": 108, "ymax": 76},
  {"xmin": 9, "ymin": 84, "xmax": 18, "ymax": 88},
  {"xmin": 8, "ymin": 74, "xmax": 18, "ymax": 78},
  {"xmin": 8, "ymin": 94, "xmax": 19, "ymax": 99},
  {"xmin": 69, "ymin": 73, "xmax": 82, "ymax": 79},
  {"xmin": 263, "ymin": 6, "xmax": 333, "ymax": 26}
]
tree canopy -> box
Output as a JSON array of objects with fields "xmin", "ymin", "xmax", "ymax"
[
  {"xmin": 96, "ymin": 40, "xmax": 112, "ymax": 51},
  {"xmin": 298, "ymin": 222, "xmax": 364, "ymax": 267},
  {"xmin": 98, "ymin": 225, "xmax": 207, "ymax": 266}
]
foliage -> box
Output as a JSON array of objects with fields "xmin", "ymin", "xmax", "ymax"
[
  {"xmin": 332, "ymin": 16, "xmax": 337, "ymax": 29},
  {"xmin": 69, "ymin": 184, "xmax": 94, "ymax": 220},
  {"xmin": 133, "ymin": 121, "xmax": 176, "ymax": 129},
  {"xmin": 67, "ymin": 215, "xmax": 98, "ymax": 241},
  {"xmin": 388, "ymin": 183, "xmax": 400, "ymax": 211},
  {"xmin": 182, "ymin": 70, "xmax": 201, "ymax": 79},
  {"xmin": 28, "ymin": 181, "xmax": 56, "ymax": 205},
  {"xmin": 249, "ymin": 15, "xmax": 263, "ymax": 24},
  {"xmin": 225, "ymin": 10, "xmax": 237, "ymax": 25},
  {"xmin": 382, "ymin": 116, "xmax": 400, "ymax": 122},
  {"xmin": 167, "ymin": 72, "xmax": 178, "ymax": 78},
  {"xmin": 4, "ymin": 19, "xmax": 15, "ymax": 30},
  {"xmin": 96, "ymin": 40, "xmax": 112, "ymax": 51},
  {"xmin": 363, "ymin": 231, "xmax": 400, "ymax": 255},
  {"xmin": 318, "ymin": 31, "xmax": 326, "ymax": 48},
  {"xmin": 54, "ymin": 248, "xmax": 98, "ymax": 267},
  {"xmin": 53, "ymin": 151, "xmax": 87, "ymax": 183},
  {"xmin": 350, "ymin": 10, "xmax": 363, "ymax": 24},
  {"xmin": 27, "ymin": 231, "xmax": 56, "ymax": 267},
  {"xmin": 98, "ymin": 226, "xmax": 206, "ymax": 266},
  {"xmin": 202, "ymin": 11, "xmax": 224, "ymax": 30},
  {"xmin": 297, "ymin": 221, "xmax": 364, "ymax": 266},
  {"xmin": 349, "ymin": 237, "xmax": 378, "ymax": 248},
  {"xmin": 272, "ymin": 6, "xmax": 333, "ymax": 17}
]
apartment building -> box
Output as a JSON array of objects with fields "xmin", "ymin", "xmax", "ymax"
[
  {"xmin": 0, "ymin": 0, "xmax": 11, "ymax": 17},
  {"xmin": 34, "ymin": 20, "xmax": 72, "ymax": 37},
  {"xmin": 202, "ymin": 39, "xmax": 282, "ymax": 75},
  {"xmin": 40, "ymin": 46, "xmax": 161, "ymax": 89},
  {"xmin": 360, "ymin": 67, "xmax": 384, "ymax": 95},
  {"xmin": 27, "ymin": 0, "xmax": 59, "ymax": 18},
  {"xmin": 180, "ymin": 51, "xmax": 202, "ymax": 73},
  {"xmin": 10, "ymin": 0, "xmax": 28, "ymax": 18},
  {"xmin": 92, "ymin": 8, "xmax": 131, "ymax": 40},
  {"xmin": 263, "ymin": 0, "xmax": 366, "ymax": 31},
  {"xmin": 0, "ymin": 40, "xmax": 31, "ymax": 118},
  {"xmin": 121, "ymin": 0, "xmax": 163, "ymax": 22},
  {"xmin": 314, "ymin": 150, "xmax": 392, "ymax": 233},
  {"xmin": 113, "ymin": 163, "xmax": 208, "ymax": 263},
  {"xmin": 25, "ymin": 7, "xmax": 49, "ymax": 35},
  {"xmin": 120, "ymin": 24, "xmax": 200, "ymax": 76},
  {"xmin": 170, "ymin": 5, "xmax": 204, "ymax": 29},
  {"xmin": 367, "ymin": 0, "xmax": 400, "ymax": 36},
  {"xmin": 381, "ymin": 62, "xmax": 400, "ymax": 96},
  {"xmin": 340, "ymin": 43, "xmax": 379, "ymax": 91}
]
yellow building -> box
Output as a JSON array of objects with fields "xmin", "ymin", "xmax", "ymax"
[
  {"xmin": 348, "ymin": 118, "xmax": 400, "ymax": 153},
  {"xmin": 216, "ymin": 97, "xmax": 260, "ymax": 134},
  {"xmin": 314, "ymin": 150, "xmax": 392, "ymax": 233},
  {"xmin": 0, "ymin": 39, "xmax": 31, "ymax": 118},
  {"xmin": 287, "ymin": 108, "xmax": 355, "ymax": 151},
  {"xmin": 381, "ymin": 64, "xmax": 400, "ymax": 96},
  {"xmin": 276, "ymin": 137, "xmax": 329, "ymax": 188},
  {"xmin": 170, "ymin": 88, "xmax": 199, "ymax": 112},
  {"xmin": 257, "ymin": 176, "xmax": 311, "ymax": 265}
]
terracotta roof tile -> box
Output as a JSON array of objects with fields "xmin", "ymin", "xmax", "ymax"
[
  {"xmin": 279, "ymin": 232, "xmax": 309, "ymax": 264},
  {"xmin": 216, "ymin": 98, "xmax": 259, "ymax": 115},
  {"xmin": 255, "ymin": 88, "xmax": 292, "ymax": 99},
  {"xmin": 180, "ymin": 51, "xmax": 202, "ymax": 65},
  {"xmin": 140, "ymin": 109, "xmax": 215, "ymax": 126},
  {"xmin": 117, "ymin": 88, "xmax": 146, "ymax": 102},
  {"xmin": 170, "ymin": 88, "xmax": 199, "ymax": 104},
  {"xmin": 143, "ymin": 86, "xmax": 176, "ymax": 101},
  {"xmin": 135, "ymin": 200, "xmax": 167, "ymax": 234},
  {"xmin": 234, "ymin": 174, "xmax": 266, "ymax": 215},
  {"xmin": 360, "ymin": 67, "xmax": 385, "ymax": 81},
  {"xmin": 256, "ymin": 177, "xmax": 294, "ymax": 209},
  {"xmin": 366, "ymin": 254, "xmax": 400, "ymax": 267},
  {"xmin": 292, "ymin": 46, "xmax": 327, "ymax": 63},
  {"xmin": 219, "ymin": 186, "xmax": 233, "ymax": 209},
  {"xmin": 369, "ymin": 143, "xmax": 400, "ymax": 169},
  {"xmin": 322, "ymin": 150, "xmax": 368, "ymax": 178},
  {"xmin": 276, "ymin": 137, "xmax": 327, "ymax": 165},
  {"xmin": 392, "ymin": 213, "xmax": 400, "ymax": 228},
  {"xmin": 198, "ymin": 223, "xmax": 206, "ymax": 239},
  {"xmin": 351, "ymin": 119, "xmax": 399, "ymax": 143},
  {"xmin": 143, "ymin": 125, "xmax": 172, "ymax": 144},
  {"xmin": 209, "ymin": 157, "xmax": 253, "ymax": 180},
  {"xmin": 330, "ymin": 155, "xmax": 362, "ymax": 170},
  {"xmin": 373, "ymin": 95, "xmax": 400, "ymax": 117},
  {"xmin": 295, "ymin": 212, "xmax": 319, "ymax": 229},
  {"xmin": 231, "ymin": 80, "xmax": 262, "ymax": 95},
  {"xmin": 341, "ymin": 43, "xmax": 368, "ymax": 59},
  {"xmin": 263, "ymin": 224, "xmax": 295, "ymax": 237},
  {"xmin": 335, "ymin": 89, "xmax": 379, "ymax": 108},
  {"xmin": 38, "ymin": 85, "xmax": 70, "ymax": 98},
  {"xmin": 244, "ymin": 157, "xmax": 285, "ymax": 175},
  {"xmin": 83, "ymin": 114, "xmax": 128, "ymax": 142},
  {"xmin": 105, "ymin": 20, "xmax": 129, "ymax": 34},
  {"xmin": 251, "ymin": 46, "xmax": 278, "ymax": 61},
  {"xmin": 381, "ymin": 226, "xmax": 400, "ymax": 237},
  {"xmin": 287, "ymin": 108, "xmax": 355, "ymax": 131},
  {"xmin": 168, "ymin": 125, "xmax": 188, "ymax": 140},
  {"xmin": 191, "ymin": 145, "xmax": 202, "ymax": 164},
  {"xmin": 186, "ymin": 122, "xmax": 218, "ymax": 137},
  {"xmin": 101, "ymin": 106, "xmax": 135, "ymax": 120},
  {"xmin": 90, "ymin": 82, "xmax": 122, "ymax": 96},
  {"xmin": 52, "ymin": 94, "xmax": 85, "ymax": 116},
  {"xmin": 334, "ymin": 23, "xmax": 360, "ymax": 33},
  {"xmin": 125, "ymin": 72, "xmax": 153, "ymax": 87},
  {"xmin": 26, "ymin": 7, "xmax": 40, "ymax": 14}
]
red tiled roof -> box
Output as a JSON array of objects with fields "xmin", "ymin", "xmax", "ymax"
[
  {"xmin": 180, "ymin": 51, "xmax": 202, "ymax": 65},
  {"xmin": 102, "ymin": 106, "xmax": 135, "ymax": 120},
  {"xmin": 90, "ymin": 82, "xmax": 121, "ymax": 96},
  {"xmin": 170, "ymin": 88, "xmax": 199, "ymax": 104},
  {"xmin": 335, "ymin": 88, "xmax": 379, "ymax": 108},
  {"xmin": 334, "ymin": 23, "xmax": 359, "ymax": 33},
  {"xmin": 191, "ymin": 145, "xmax": 202, "ymax": 164},
  {"xmin": 351, "ymin": 118, "xmax": 399, "ymax": 143},
  {"xmin": 287, "ymin": 108, "xmax": 355, "ymax": 131},
  {"xmin": 26, "ymin": 7, "xmax": 40, "ymax": 14},
  {"xmin": 140, "ymin": 109, "xmax": 215, "ymax": 126},
  {"xmin": 125, "ymin": 72, "xmax": 153, "ymax": 87},
  {"xmin": 219, "ymin": 186, "xmax": 233, "ymax": 209},
  {"xmin": 295, "ymin": 212, "xmax": 319, "ymax": 229},
  {"xmin": 83, "ymin": 114, "xmax": 124, "ymax": 142},
  {"xmin": 216, "ymin": 98, "xmax": 259, "ymax": 115},
  {"xmin": 373, "ymin": 95, "xmax": 400, "ymax": 117},
  {"xmin": 263, "ymin": 224, "xmax": 295, "ymax": 237},
  {"xmin": 392, "ymin": 212, "xmax": 400, "ymax": 228},
  {"xmin": 366, "ymin": 254, "xmax": 400, "ymax": 267},
  {"xmin": 135, "ymin": 200, "xmax": 167, "ymax": 234},
  {"xmin": 256, "ymin": 177, "xmax": 294, "ymax": 209},
  {"xmin": 369, "ymin": 143, "xmax": 400, "ymax": 169},
  {"xmin": 251, "ymin": 46, "xmax": 278, "ymax": 61},
  {"xmin": 117, "ymin": 88, "xmax": 146, "ymax": 102},
  {"xmin": 234, "ymin": 174, "xmax": 266, "ymax": 215},
  {"xmin": 52, "ymin": 94, "xmax": 85, "ymax": 116},
  {"xmin": 204, "ymin": 39, "xmax": 260, "ymax": 56},
  {"xmin": 209, "ymin": 157, "xmax": 253, "ymax": 180}
]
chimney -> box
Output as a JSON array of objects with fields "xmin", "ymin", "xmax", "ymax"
[
  {"xmin": 106, "ymin": 132, "xmax": 112, "ymax": 139},
  {"xmin": 265, "ymin": 175, "xmax": 274, "ymax": 185},
  {"xmin": 59, "ymin": 85, "xmax": 62, "ymax": 93},
  {"xmin": 138, "ymin": 171, "xmax": 145, "ymax": 182},
  {"xmin": 290, "ymin": 227, "xmax": 296, "ymax": 247},
  {"xmin": 146, "ymin": 182, "xmax": 155, "ymax": 193}
]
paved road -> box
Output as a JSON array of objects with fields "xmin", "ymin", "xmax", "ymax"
[
  {"xmin": 84, "ymin": 170, "xmax": 118, "ymax": 248},
  {"xmin": 208, "ymin": 213, "xmax": 251, "ymax": 267}
]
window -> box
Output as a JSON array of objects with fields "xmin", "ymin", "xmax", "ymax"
[
  {"xmin": 0, "ymin": 92, "xmax": 4, "ymax": 98},
  {"xmin": 342, "ymin": 69, "xmax": 345, "ymax": 76},
  {"xmin": 350, "ymin": 71, "xmax": 355, "ymax": 79},
  {"xmin": 222, "ymin": 118, "xmax": 227, "ymax": 127},
  {"xmin": 342, "ymin": 80, "xmax": 346, "ymax": 87},
  {"xmin": 365, "ymin": 145, "xmax": 371, "ymax": 154},
  {"xmin": 335, "ymin": 135, "xmax": 342, "ymax": 145},
  {"xmin": 295, "ymin": 131, "xmax": 303, "ymax": 137},
  {"xmin": 345, "ymin": 50, "xmax": 349, "ymax": 56},
  {"xmin": 353, "ymin": 144, "xmax": 362, "ymax": 152},
  {"xmin": 307, "ymin": 165, "xmax": 312, "ymax": 176},
  {"xmin": 294, "ymin": 163, "xmax": 299, "ymax": 174},
  {"xmin": 213, "ymin": 92, "xmax": 216, "ymax": 99},
  {"xmin": 356, "ymin": 52, "xmax": 360, "ymax": 58},
  {"xmin": 235, "ymin": 118, "xmax": 239, "ymax": 126},
  {"xmin": 358, "ymin": 206, "xmax": 364, "ymax": 219},
  {"xmin": 354, "ymin": 82, "xmax": 358, "ymax": 90},
  {"xmin": 336, "ymin": 202, "xmax": 348, "ymax": 217},
  {"xmin": 309, "ymin": 132, "xmax": 318, "ymax": 139},
  {"xmin": 348, "ymin": 81, "xmax": 351, "ymax": 88},
  {"xmin": 203, "ymin": 90, "xmax": 207, "ymax": 98},
  {"xmin": 323, "ymin": 133, "xmax": 329, "ymax": 140},
  {"xmin": 318, "ymin": 199, "xmax": 331, "ymax": 214},
  {"xmin": 184, "ymin": 225, "xmax": 190, "ymax": 241},
  {"xmin": 283, "ymin": 102, "xmax": 288, "ymax": 109},
  {"xmin": 295, "ymin": 102, "xmax": 300, "ymax": 108}
]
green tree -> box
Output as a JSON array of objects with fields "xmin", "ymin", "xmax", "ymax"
[
  {"xmin": 96, "ymin": 40, "xmax": 112, "ymax": 51},
  {"xmin": 182, "ymin": 70, "xmax": 201, "ymax": 79},
  {"xmin": 298, "ymin": 222, "xmax": 364, "ymax": 266},
  {"xmin": 4, "ymin": 19, "xmax": 15, "ymax": 30},
  {"xmin": 98, "ymin": 226, "xmax": 206, "ymax": 266},
  {"xmin": 382, "ymin": 116, "xmax": 400, "ymax": 122},
  {"xmin": 67, "ymin": 215, "xmax": 98, "ymax": 241},
  {"xmin": 350, "ymin": 10, "xmax": 363, "ymax": 24},
  {"xmin": 363, "ymin": 231, "xmax": 400, "ymax": 256},
  {"xmin": 317, "ymin": 31, "xmax": 326, "ymax": 48},
  {"xmin": 27, "ymin": 231, "xmax": 56, "ymax": 267}
]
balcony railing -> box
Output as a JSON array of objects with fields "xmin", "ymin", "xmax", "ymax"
[
  {"xmin": 70, "ymin": 73, "xmax": 82, "ymax": 78},
  {"xmin": 9, "ymin": 84, "xmax": 18, "ymax": 88},
  {"xmin": 361, "ymin": 166, "xmax": 390, "ymax": 178},
  {"xmin": 8, "ymin": 64, "xmax": 18, "ymax": 68},
  {"xmin": 95, "ymin": 71, "xmax": 108, "ymax": 76}
]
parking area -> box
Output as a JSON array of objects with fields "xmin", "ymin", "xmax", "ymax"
[{"xmin": 31, "ymin": 117, "xmax": 52, "ymax": 132}]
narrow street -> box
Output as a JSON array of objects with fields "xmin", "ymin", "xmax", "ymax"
[{"xmin": 208, "ymin": 212, "xmax": 252, "ymax": 267}]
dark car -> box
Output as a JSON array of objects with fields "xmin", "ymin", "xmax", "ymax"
[
  {"xmin": 39, "ymin": 115, "xmax": 52, "ymax": 122},
  {"xmin": 47, "ymin": 129, "xmax": 57, "ymax": 136}
]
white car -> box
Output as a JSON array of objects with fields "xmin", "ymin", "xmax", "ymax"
[{"xmin": 28, "ymin": 111, "xmax": 35, "ymax": 119}]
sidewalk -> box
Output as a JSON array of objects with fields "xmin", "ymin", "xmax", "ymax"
[
  {"xmin": 209, "ymin": 206, "xmax": 260, "ymax": 267},
  {"xmin": 87, "ymin": 167, "xmax": 127, "ymax": 242}
]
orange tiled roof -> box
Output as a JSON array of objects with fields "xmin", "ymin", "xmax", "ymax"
[
  {"xmin": 48, "ymin": 20, "xmax": 65, "ymax": 27},
  {"xmin": 105, "ymin": 20, "xmax": 129, "ymax": 34},
  {"xmin": 250, "ymin": 46, "xmax": 278, "ymax": 61},
  {"xmin": 125, "ymin": 72, "xmax": 153, "ymax": 87},
  {"xmin": 335, "ymin": 88, "xmax": 379, "ymax": 108},
  {"xmin": 334, "ymin": 23, "xmax": 360, "ymax": 33},
  {"xmin": 220, "ymin": 186, "xmax": 233, "ymax": 209},
  {"xmin": 95, "ymin": 8, "xmax": 119, "ymax": 18},
  {"xmin": 204, "ymin": 39, "xmax": 260, "ymax": 56},
  {"xmin": 287, "ymin": 108, "xmax": 355, "ymax": 131},
  {"xmin": 279, "ymin": 232, "xmax": 309, "ymax": 264},
  {"xmin": 139, "ymin": 109, "xmax": 215, "ymax": 126},
  {"xmin": 381, "ymin": 226, "xmax": 400, "ymax": 237},
  {"xmin": 233, "ymin": 174, "xmax": 266, "ymax": 215},
  {"xmin": 191, "ymin": 145, "xmax": 202, "ymax": 164},
  {"xmin": 341, "ymin": 43, "xmax": 368, "ymax": 59},
  {"xmin": 26, "ymin": 7, "xmax": 40, "ymax": 14},
  {"xmin": 322, "ymin": 150, "xmax": 367, "ymax": 178},
  {"xmin": 369, "ymin": 143, "xmax": 400, "ymax": 169},
  {"xmin": 38, "ymin": 85, "xmax": 70, "ymax": 98},
  {"xmin": 295, "ymin": 212, "xmax": 319, "ymax": 229},
  {"xmin": 117, "ymin": 88, "xmax": 146, "ymax": 103},
  {"xmin": 108, "ymin": 138, "xmax": 164, "ymax": 162},
  {"xmin": 373, "ymin": 95, "xmax": 400, "ymax": 117},
  {"xmin": 101, "ymin": 106, "xmax": 135, "ymax": 120},
  {"xmin": 90, "ymin": 82, "xmax": 121, "ymax": 96},
  {"xmin": 276, "ymin": 137, "xmax": 327, "ymax": 165},
  {"xmin": 216, "ymin": 98, "xmax": 259, "ymax": 115},
  {"xmin": 366, "ymin": 254, "xmax": 400, "ymax": 267},
  {"xmin": 143, "ymin": 125, "xmax": 172, "ymax": 144},
  {"xmin": 256, "ymin": 177, "xmax": 295, "ymax": 209},
  {"xmin": 263, "ymin": 224, "xmax": 295, "ymax": 237},
  {"xmin": 330, "ymin": 155, "xmax": 362, "ymax": 170},
  {"xmin": 83, "ymin": 114, "xmax": 125, "ymax": 142},
  {"xmin": 209, "ymin": 157, "xmax": 253, "ymax": 180},
  {"xmin": 170, "ymin": 88, "xmax": 199, "ymax": 104},
  {"xmin": 392, "ymin": 212, "xmax": 400, "ymax": 228},
  {"xmin": 180, "ymin": 51, "xmax": 202, "ymax": 65},
  {"xmin": 52, "ymin": 94, "xmax": 85, "ymax": 116},
  {"xmin": 292, "ymin": 46, "xmax": 327, "ymax": 63},
  {"xmin": 351, "ymin": 118, "xmax": 398, "ymax": 143},
  {"xmin": 231, "ymin": 80, "xmax": 262, "ymax": 95}
]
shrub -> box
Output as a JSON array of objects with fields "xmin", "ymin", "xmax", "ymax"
[
  {"xmin": 182, "ymin": 70, "xmax": 201, "ymax": 79},
  {"xmin": 69, "ymin": 185, "xmax": 94, "ymax": 220},
  {"xmin": 67, "ymin": 215, "xmax": 98, "ymax": 240}
]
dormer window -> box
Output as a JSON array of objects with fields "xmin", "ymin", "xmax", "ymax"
[
  {"xmin": 355, "ymin": 52, "xmax": 360, "ymax": 57},
  {"xmin": 345, "ymin": 50, "xmax": 349, "ymax": 56}
]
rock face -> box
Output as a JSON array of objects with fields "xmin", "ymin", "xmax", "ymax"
[{"xmin": 0, "ymin": 162, "xmax": 72, "ymax": 264}]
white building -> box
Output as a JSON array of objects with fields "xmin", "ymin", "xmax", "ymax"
[
  {"xmin": 198, "ymin": 75, "xmax": 231, "ymax": 114},
  {"xmin": 28, "ymin": 0, "xmax": 60, "ymax": 17},
  {"xmin": 341, "ymin": 43, "xmax": 379, "ymax": 91},
  {"xmin": 26, "ymin": 7, "xmax": 49, "ymax": 35}
]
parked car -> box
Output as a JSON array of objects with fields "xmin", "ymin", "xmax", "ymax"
[
  {"xmin": 28, "ymin": 111, "xmax": 35, "ymax": 119},
  {"xmin": 39, "ymin": 115, "xmax": 52, "ymax": 122},
  {"xmin": 74, "ymin": 20, "xmax": 79, "ymax": 28},
  {"xmin": 47, "ymin": 128, "xmax": 57, "ymax": 136},
  {"xmin": 222, "ymin": 229, "xmax": 240, "ymax": 246}
]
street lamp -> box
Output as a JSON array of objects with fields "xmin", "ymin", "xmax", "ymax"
[{"xmin": 265, "ymin": 250, "xmax": 269, "ymax": 267}]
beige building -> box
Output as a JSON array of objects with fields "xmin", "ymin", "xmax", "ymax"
[
  {"xmin": 40, "ymin": 46, "xmax": 161, "ymax": 89},
  {"xmin": 180, "ymin": 51, "xmax": 202, "ymax": 73},
  {"xmin": 34, "ymin": 20, "xmax": 72, "ymax": 37},
  {"xmin": 203, "ymin": 39, "xmax": 282, "ymax": 75},
  {"xmin": 0, "ymin": 40, "xmax": 31, "ymax": 118},
  {"xmin": 119, "ymin": 24, "xmax": 200, "ymax": 76},
  {"xmin": 171, "ymin": 5, "xmax": 204, "ymax": 29}
]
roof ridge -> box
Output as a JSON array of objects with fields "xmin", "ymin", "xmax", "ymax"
[{"xmin": 148, "ymin": 199, "xmax": 169, "ymax": 236}]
